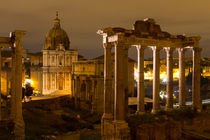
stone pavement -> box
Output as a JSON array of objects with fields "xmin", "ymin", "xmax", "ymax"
[{"xmin": 29, "ymin": 90, "xmax": 70, "ymax": 101}]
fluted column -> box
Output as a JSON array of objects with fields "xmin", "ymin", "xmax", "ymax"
[
  {"xmin": 165, "ymin": 47, "xmax": 174, "ymax": 110},
  {"xmin": 192, "ymin": 47, "xmax": 202, "ymax": 111},
  {"xmin": 178, "ymin": 48, "xmax": 186, "ymax": 107},
  {"xmin": 102, "ymin": 43, "xmax": 113, "ymax": 119},
  {"xmin": 136, "ymin": 45, "xmax": 145, "ymax": 114},
  {"xmin": 151, "ymin": 46, "xmax": 161, "ymax": 113}
]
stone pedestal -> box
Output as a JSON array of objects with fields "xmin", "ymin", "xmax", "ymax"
[
  {"xmin": 113, "ymin": 120, "xmax": 130, "ymax": 140},
  {"xmin": 102, "ymin": 120, "xmax": 130, "ymax": 140},
  {"xmin": 101, "ymin": 114, "xmax": 113, "ymax": 139}
]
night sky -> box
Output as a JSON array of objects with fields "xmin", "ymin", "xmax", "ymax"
[{"xmin": 0, "ymin": 0, "xmax": 209, "ymax": 59}]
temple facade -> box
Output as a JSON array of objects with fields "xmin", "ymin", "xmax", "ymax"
[{"xmin": 42, "ymin": 13, "xmax": 78, "ymax": 95}]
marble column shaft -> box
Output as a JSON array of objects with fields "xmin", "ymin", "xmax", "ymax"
[
  {"xmin": 192, "ymin": 47, "xmax": 202, "ymax": 111},
  {"xmin": 103, "ymin": 43, "xmax": 112, "ymax": 118},
  {"xmin": 136, "ymin": 45, "xmax": 145, "ymax": 113},
  {"xmin": 165, "ymin": 47, "xmax": 174, "ymax": 109},
  {"xmin": 178, "ymin": 48, "xmax": 186, "ymax": 107},
  {"xmin": 152, "ymin": 47, "xmax": 161, "ymax": 113}
]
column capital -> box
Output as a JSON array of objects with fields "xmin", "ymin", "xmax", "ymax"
[
  {"xmin": 177, "ymin": 47, "xmax": 186, "ymax": 53},
  {"xmin": 103, "ymin": 43, "xmax": 112, "ymax": 49},
  {"xmin": 114, "ymin": 41, "xmax": 130, "ymax": 50},
  {"xmin": 164, "ymin": 47, "xmax": 175, "ymax": 52},
  {"xmin": 150, "ymin": 46, "xmax": 162, "ymax": 51},
  {"xmin": 191, "ymin": 47, "xmax": 202, "ymax": 52},
  {"xmin": 135, "ymin": 45, "xmax": 147, "ymax": 50}
]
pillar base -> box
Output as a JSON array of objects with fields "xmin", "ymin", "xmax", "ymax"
[
  {"xmin": 101, "ymin": 119, "xmax": 130, "ymax": 140},
  {"xmin": 113, "ymin": 120, "xmax": 130, "ymax": 140},
  {"xmin": 179, "ymin": 105, "xmax": 186, "ymax": 108},
  {"xmin": 165, "ymin": 107, "xmax": 173, "ymax": 111},
  {"xmin": 192, "ymin": 106, "xmax": 202, "ymax": 113},
  {"xmin": 135, "ymin": 111, "xmax": 145, "ymax": 115},
  {"xmin": 151, "ymin": 109, "xmax": 160, "ymax": 114},
  {"xmin": 101, "ymin": 113, "xmax": 113, "ymax": 138}
]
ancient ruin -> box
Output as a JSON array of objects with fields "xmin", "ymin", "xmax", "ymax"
[
  {"xmin": 0, "ymin": 30, "xmax": 25, "ymax": 140},
  {"xmin": 98, "ymin": 18, "xmax": 202, "ymax": 139}
]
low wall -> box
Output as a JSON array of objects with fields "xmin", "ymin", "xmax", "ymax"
[{"xmin": 135, "ymin": 120, "xmax": 181, "ymax": 140}]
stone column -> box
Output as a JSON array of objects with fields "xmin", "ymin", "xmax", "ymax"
[
  {"xmin": 74, "ymin": 76, "xmax": 78, "ymax": 108},
  {"xmin": 192, "ymin": 47, "xmax": 202, "ymax": 111},
  {"xmin": 151, "ymin": 46, "xmax": 161, "ymax": 113},
  {"xmin": 0, "ymin": 47, "xmax": 1, "ymax": 120},
  {"xmin": 178, "ymin": 48, "xmax": 186, "ymax": 107},
  {"xmin": 113, "ymin": 42, "xmax": 130, "ymax": 140},
  {"xmin": 10, "ymin": 47, "xmax": 16, "ymax": 120},
  {"xmin": 102, "ymin": 43, "xmax": 113, "ymax": 119},
  {"xmin": 43, "ymin": 72, "xmax": 45, "ymax": 90},
  {"xmin": 77, "ymin": 77, "xmax": 81, "ymax": 108},
  {"xmin": 114, "ymin": 42, "xmax": 127, "ymax": 120},
  {"xmin": 123, "ymin": 47, "xmax": 129, "ymax": 116},
  {"xmin": 101, "ymin": 43, "xmax": 113, "ymax": 137},
  {"xmin": 165, "ymin": 47, "xmax": 174, "ymax": 110},
  {"xmin": 55, "ymin": 73, "xmax": 57, "ymax": 89},
  {"xmin": 13, "ymin": 30, "xmax": 25, "ymax": 140},
  {"xmin": 136, "ymin": 45, "xmax": 145, "ymax": 114},
  {"xmin": 64, "ymin": 73, "xmax": 66, "ymax": 90},
  {"xmin": 71, "ymin": 75, "xmax": 74, "ymax": 98},
  {"xmin": 46, "ymin": 73, "xmax": 49, "ymax": 90}
]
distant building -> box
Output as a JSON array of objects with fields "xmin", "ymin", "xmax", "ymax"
[
  {"xmin": 42, "ymin": 14, "xmax": 78, "ymax": 95},
  {"xmin": 71, "ymin": 54, "xmax": 135, "ymax": 113}
]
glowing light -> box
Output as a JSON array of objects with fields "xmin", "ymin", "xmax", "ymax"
[
  {"xmin": 134, "ymin": 68, "xmax": 139, "ymax": 81},
  {"xmin": 173, "ymin": 70, "xmax": 179, "ymax": 79},
  {"xmin": 160, "ymin": 72, "xmax": 167, "ymax": 81},
  {"xmin": 160, "ymin": 91, "xmax": 167, "ymax": 99},
  {"xmin": 24, "ymin": 79, "xmax": 34, "ymax": 86},
  {"xmin": 162, "ymin": 78, "xmax": 167, "ymax": 83}
]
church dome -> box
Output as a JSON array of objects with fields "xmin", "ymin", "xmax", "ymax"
[{"xmin": 44, "ymin": 13, "xmax": 70, "ymax": 50}]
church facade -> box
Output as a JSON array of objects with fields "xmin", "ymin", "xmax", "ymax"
[{"xmin": 42, "ymin": 14, "xmax": 78, "ymax": 95}]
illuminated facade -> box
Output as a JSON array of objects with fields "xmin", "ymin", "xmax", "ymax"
[{"xmin": 42, "ymin": 13, "xmax": 78, "ymax": 95}]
